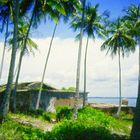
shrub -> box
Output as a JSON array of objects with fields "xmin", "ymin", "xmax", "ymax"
[
  {"xmin": 56, "ymin": 106, "xmax": 73, "ymax": 121},
  {"xmin": 46, "ymin": 106, "xmax": 130, "ymax": 140},
  {"xmin": 42, "ymin": 112, "xmax": 56, "ymax": 122},
  {"xmin": 78, "ymin": 107, "xmax": 114, "ymax": 127},
  {"xmin": 45, "ymin": 120, "xmax": 128, "ymax": 140}
]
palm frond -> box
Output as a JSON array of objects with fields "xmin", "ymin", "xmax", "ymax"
[{"xmin": 101, "ymin": 18, "xmax": 136, "ymax": 58}]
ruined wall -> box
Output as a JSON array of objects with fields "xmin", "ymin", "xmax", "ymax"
[{"xmin": 10, "ymin": 90, "xmax": 88, "ymax": 112}]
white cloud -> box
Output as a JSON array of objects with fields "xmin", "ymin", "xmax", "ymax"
[{"xmin": 0, "ymin": 38, "xmax": 138, "ymax": 97}]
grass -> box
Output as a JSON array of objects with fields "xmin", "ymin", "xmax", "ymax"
[
  {"xmin": 9, "ymin": 109, "xmax": 56, "ymax": 123},
  {"xmin": 0, "ymin": 119, "xmax": 46, "ymax": 140},
  {"xmin": 0, "ymin": 106, "xmax": 132, "ymax": 140}
]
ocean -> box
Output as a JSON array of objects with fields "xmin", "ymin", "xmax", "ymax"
[{"xmin": 88, "ymin": 97, "xmax": 137, "ymax": 107}]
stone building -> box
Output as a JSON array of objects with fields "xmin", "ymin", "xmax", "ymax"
[{"xmin": 0, "ymin": 82, "xmax": 88, "ymax": 112}]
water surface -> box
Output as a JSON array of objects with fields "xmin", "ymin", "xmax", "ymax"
[{"xmin": 88, "ymin": 97, "xmax": 137, "ymax": 107}]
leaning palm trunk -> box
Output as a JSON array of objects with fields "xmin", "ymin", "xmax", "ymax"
[
  {"xmin": 73, "ymin": 0, "xmax": 86, "ymax": 119},
  {"xmin": 12, "ymin": 0, "xmax": 37, "ymax": 113},
  {"xmin": 0, "ymin": 18, "xmax": 9, "ymax": 81},
  {"xmin": 116, "ymin": 47, "xmax": 122, "ymax": 117},
  {"xmin": 13, "ymin": 48, "xmax": 24, "ymax": 113},
  {"xmin": 36, "ymin": 23, "xmax": 57, "ymax": 109},
  {"xmin": 0, "ymin": 0, "xmax": 19, "ymax": 123},
  {"xmin": 13, "ymin": 42, "xmax": 20, "ymax": 81},
  {"xmin": 83, "ymin": 37, "xmax": 89, "ymax": 107},
  {"xmin": 131, "ymin": 42, "xmax": 140, "ymax": 140}
]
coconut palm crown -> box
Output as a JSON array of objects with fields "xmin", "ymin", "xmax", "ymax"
[
  {"xmin": 101, "ymin": 18, "xmax": 135, "ymax": 57},
  {"xmin": 71, "ymin": 3, "xmax": 106, "ymax": 40}
]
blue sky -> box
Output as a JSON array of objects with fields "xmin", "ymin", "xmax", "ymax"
[
  {"xmin": 0, "ymin": 1, "xmax": 139, "ymax": 98},
  {"xmin": 32, "ymin": 0, "xmax": 140, "ymax": 38}
]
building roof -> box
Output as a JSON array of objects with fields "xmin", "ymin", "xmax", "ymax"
[{"xmin": 0, "ymin": 82, "xmax": 57, "ymax": 92}]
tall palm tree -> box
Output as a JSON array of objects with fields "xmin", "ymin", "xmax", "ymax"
[
  {"xmin": 36, "ymin": 0, "xmax": 81, "ymax": 109},
  {"xmin": 72, "ymin": 0, "xmax": 86, "ymax": 119},
  {"xmin": 0, "ymin": 0, "xmax": 19, "ymax": 123},
  {"xmin": 123, "ymin": 4, "xmax": 140, "ymax": 140},
  {"xmin": 71, "ymin": 4, "xmax": 107, "ymax": 107},
  {"xmin": 10, "ymin": 21, "xmax": 38, "ymax": 113},
  {"xmin": 11, "ymin": 0, "xmax": 47, "ymax": 111},
  {"xmin": 0, "ymin": 0, "xmax": 12, "ymax": 82},
  {"xmin": 0, "ymin": 0, "xmax": 37, "ymax": 122},
  {"xmin": 101, "ymin": 18, "xmax": 135, "ymax": 117}
]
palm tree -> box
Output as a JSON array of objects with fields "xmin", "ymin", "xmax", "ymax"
[
  {"xmin": 8, "ymin": 0, "xmax": 46, "ymax": 112},
  {"xmin": 101, "ymin": 18, "xmax": 135, "ymax": 117},
  {"xmin": 10, "ymin": 0, "xmax": 53, "ymax": 112},
  {"xmin": 10, "ymin": 21, "xmax": 38, "ymax": 113},
  {"xmin": 0, "ymin": 0, "xmax": 19, "ymax": 123},
  {"xmin": 36, "ymin": 0, "xmax": 81, "ymax": 109},
  {"xmin": 0, "ymin": 0, "xmax": 38, "ymax": 122},
  {"xmin": 123, "ymin": 4, "xmax": 140, "ymax": 139},
  {"xmin": 0, "ymin": 0, "xmax": 12, "ymax": 82},
  {"xmin": 73, "ymin": 0, "xmax": 86, "ymax": 119},
  {"xmin": 71, "ymin": 4, "xmax": 106, "ymax": 107}
]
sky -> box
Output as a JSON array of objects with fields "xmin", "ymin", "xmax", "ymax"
[{"xmin": 0, "ymin": 0, "xmax": 139, "ymax": 97}]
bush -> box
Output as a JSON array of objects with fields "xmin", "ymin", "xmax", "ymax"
[
  {"xmin": 78, "ymin": 107, "xmax": 114, "ymax": 127},
  {"xmin": 45, "ymin": 120, "xmax": 128, "ymax": 140},
  {"xmin": 42, "ymin": 112, "xmax": 56, "ymax": 122},
  {"xmin": 56, "ymin": 106, "xmax": 73, "ymax": 121},
  {"xmin": 27, "ymin": 109, "xmax": 56, "ymax": 122},
  {"xmin": 45, "ymin": 106, "xmax": 130, "ymax": 140}
]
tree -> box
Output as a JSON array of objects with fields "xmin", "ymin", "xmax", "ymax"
[
  {"xmin": 101, "ymin": 18, "xmax": 135, "ymax": 117},
  {"xmin": 71, "ymin": 3, "xmax": 107, "ymax": 107},
  {"xmin": 123, "ymin": 4, "xmax": 140, "ymax": 140},
  {"xmin": 0, "ymin": 0, "xmax": 19, "ymax": 123},
  {"xmin": 10, "ymin": 0, "xmax": 47, "ymax": 111},
  {"xmin": 0, "ymin": 0, "xmax": 37, "ymax": 122},
  {"xmin": 10, "ymin": 21, "xmax": 38, "ymax": 112},
  {"xmin": 36, "ymin": 0, "xmax": 81, "ymax": 109},
  {"xmin": 72, "ymin": 0, "xmax": 86, "ymax": 119},
  {"xmin": 0, "ymin": 0, "xmax": 12, "ymax": 82}
]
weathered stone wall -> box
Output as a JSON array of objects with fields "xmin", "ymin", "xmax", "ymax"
[{"xmin": 10, "ymin": 90, "xmax": 88, "ymax": 112}]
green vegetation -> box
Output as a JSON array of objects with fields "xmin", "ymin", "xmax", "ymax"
[
  {"xmin": 61, "ymin": 87, "xmax": 76, "ymax": 92},
  {"xmin": 0, "ymin": 119, "xmax": 46, "ymax": 140},
  {"xmin": 45, "ymin": 107, "xmax": 132, "ymax": 140},
  {"xmin": 0, "ymin": 107, "xmax": 132, "ymax": 140},
  {"xmin": 56, "ymin": 106, "xmax": 73, "ymax": 121},
  {"xmin": 14, "ymin": 109, "xmax": 56, "ymax": 122}
]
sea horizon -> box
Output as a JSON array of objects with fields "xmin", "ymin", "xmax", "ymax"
[
  {"xmin": 88, "ymin": 96, "xmax": 137, "ymax": 99},
  {"xmin": 88, "ymin": 96, "xmax": 137, "ymax": 107}
]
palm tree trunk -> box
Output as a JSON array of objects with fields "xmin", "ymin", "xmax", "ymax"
[
  {"xmin": 36, "ymin": 23, "xmax": 58, "ymax": 110},
  {"xmin": 13, "ymin": 42, "xmax": 20, "ymax": 81},
  {"xmin": 116, "ymin": 47, "xmax": 122, "ymax": 117},
  {"xmin": 0, "ymin": 0, "xmax": 19, "ymax": 123},
  {"xmin": 73, "ymin": 0, "xmax": 86, "ymax": 119},
  {"xmin": 0, "ymin": 18, "xmax": 9, "ymax": 81},
  {"xmin": 131, "ymin": 42, "xmax": 140, "ymax": 140},
  {"xmin": 13, "ymin": 49, "xmax": 24, "ymax": 113},
  {"xmin": 83, "ymin": 37, "xmax": 89, "ymax": 107},
  {"xmin": 12, "ymin": 0, "xmax": 37, "ymax": 113}
]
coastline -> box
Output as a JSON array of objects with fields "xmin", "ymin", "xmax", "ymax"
[
  {"xmin": 88, "ymin": 97, "xmax": 136, "ymax": 107},
  {"xmin": 88, "ymin": 103, "xmax": 135, "ymax": 114}
]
